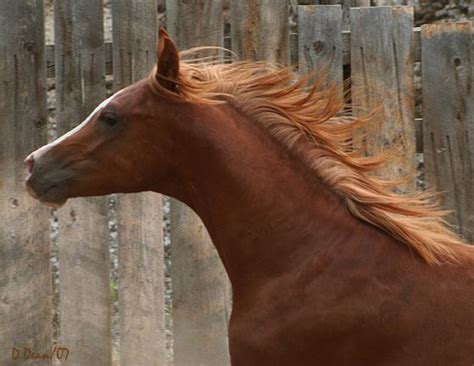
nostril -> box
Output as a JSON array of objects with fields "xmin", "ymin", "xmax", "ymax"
[{"xmin": 24, "ymin": 155, "xmax": 35, "ymax": 174}]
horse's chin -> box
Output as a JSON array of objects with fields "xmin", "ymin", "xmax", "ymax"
[
  {"xmin": 38, "ymin": 186, "xmax": 68, "ymax": 208},
  {"xmin": 25, "ymin": 181, "xmax": 68, "ymax": 208}
]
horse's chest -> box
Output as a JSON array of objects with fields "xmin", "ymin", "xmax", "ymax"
[
  {"xmin": 228, "ymin": 283, "xmax": 348, "ymax": 365},
  {"xmin": 227, "ymin": 270, "xmax": 414, "ymax": 365}
]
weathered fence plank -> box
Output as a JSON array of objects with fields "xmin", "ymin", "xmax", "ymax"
[
  {"xmin": 166, "ymin": 1, "xmax": 231, "ymax": 365},
  {"xmin": 231, "ymin": 0, "xmax": 289, "ymax": 63},
  {"xmin": 53, "ymin": 2, "xmax": 111, "ymax": 365},
  {"xmin": 167, "ymin": 0, "xmax": 224, "ymax": 53},
  {"xmin": 112, "ymin": 1, "xmax": 167, "ymax": 365},
  {"xmin": 373, "ymin": 0, "xmax": 397, "ymax": 5},
  {"xmin": 421, "ymin": 22, "xmax": 474, "ymax": 242},
  {"xmin": 342, "ymin": 1, "xmax": 371, "ymax": 29},
  {"xmin": 169, "ymin": 206, "xmax": 231, "ymax": 366},
  {"xmin": 0, "ymin": 2, "xmax": 52, "ymax": 365},
  {"xmin": 351, "ymin": 6, "xmax": 416, "ymax": 192},
  {"xmin": 298, "ymin": 5, "xmax": 343, "ymax": 96}
]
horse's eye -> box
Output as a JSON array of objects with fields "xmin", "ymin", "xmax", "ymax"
[{"xmin": 101, "ymin": 113, "xmax": 119, "ymax": 127}]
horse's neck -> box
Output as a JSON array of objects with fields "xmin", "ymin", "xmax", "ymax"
[{"xmin": 165, "ymin": 103, "xmax": 371, "ymax": 292}]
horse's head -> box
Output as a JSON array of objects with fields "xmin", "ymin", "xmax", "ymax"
[{"xmin": 25, "ymin": 30, "xmax": 183, "ymax": 207}]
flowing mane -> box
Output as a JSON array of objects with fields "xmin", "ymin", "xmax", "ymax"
[{"xmin": 148, "ymin": 49, "xmax": 471, "ymax": 265}]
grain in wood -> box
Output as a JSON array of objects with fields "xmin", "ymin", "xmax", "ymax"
[
  {"xmin": 0, "ymin": 1, "xmax": 52, "ymax": 365},
  {"xmin": 421, "ymin": 22, "xmax": 473, "ymax": 242},
  {"xmin": 351, "ymin": 6, "xmax": 417, "ymax": 193}
]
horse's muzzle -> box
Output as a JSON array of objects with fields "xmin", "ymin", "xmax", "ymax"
[{"xmin": 24, "ymin": 149, "xmax": 70, "ymax": 208}]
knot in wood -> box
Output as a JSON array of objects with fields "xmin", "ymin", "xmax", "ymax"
[
  {"xmin": 313, "ymin": 40, "xmax": 326, "ymax": 55},
  {"xmin": 453, "ymin": 57, "xmax": 462, "ymax": 68},
  {"xmin": 23, "ymin": 41, "xmax": 36, "ymax": 53},
  {"xmin": 9, "ymin": 197, "xmax": 19, "ymax": 209},
  {"xmin": 33, "ymin": 119, "xmax": 46, "ymax": 128}
]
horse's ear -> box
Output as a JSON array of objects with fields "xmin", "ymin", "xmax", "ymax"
[{"xmin": 156, "ymin": 28, "xmax": 180, "ymax": 92}]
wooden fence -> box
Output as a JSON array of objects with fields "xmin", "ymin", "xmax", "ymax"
[{"xmin": 0, "ymin": 1, "xmax": 472, "ymax": 365}]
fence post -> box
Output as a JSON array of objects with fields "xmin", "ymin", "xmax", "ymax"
[
  {"xmin": 0, "ymin": 1, "xmax": 52, "ymax": 365},
  {"xmin": 351, "ymin": 6, "xmax": 416, "ymax": 193},
  {"xmin": 111, "ymin": 1, "xmax": 167, "ymax": 365},
  {"xmin": 373, "ymin": 0, "xmax": 396, "ymax": 5},
  {"xmin": 298, "ymin": 5, "xmax": 344, "ymax": 97},
  {"xmin": 167, "ymin": 0, "xmax": 224, "ymax": 52},
  {"xmin": 53, "ymin": 1, "xmax": 112, "ymax": 365},
  {"xmin": 166, "ymin": 1, "xmax": 232, "ymax": 365},
  {"xmin": 231, "ymin": 0, "xmax": 289, "ymax": 64},
  {"xmin": 421, "ymin": 22, "xmax": 474, "ymax": 243},
  {"xmin": 342, "ymin": 0, "xmax": 371, "ymax": 30}
]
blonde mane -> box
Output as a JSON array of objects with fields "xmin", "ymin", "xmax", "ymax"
[{"xmin": 149, "ymin": 49, "xmax": 471, "ymax": 265}]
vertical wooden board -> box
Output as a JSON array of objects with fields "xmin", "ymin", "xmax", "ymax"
[
  {"xmin": 167, "ymin": 0, "xmax": 224, "ymax": 51},
  {"xmin": 0, "ymin": 2, "xmax": 52, "ymax": 365},
  {"xmin": 115, "ymin": 192, "xmax": 165, "ymax": 366},
  {"xmin": 298, "ymin": 5, "xmax": 343, "ymax": 97},
  {"xmin": 350, "ymin": 6, "xmax": 416, "ymax": 192},
  {"xmin": 421, "ymin": 22, "xmax": 473, "ymax": 242},
  {"xmin": 373, "ymin": 0, "xmax": 394, "ymax": 5},
  {"xmin": 166, "ymin": 1, "xmax": 231, "ymax": 365},
  {"xmin": 112, "ymin": 1, "xmax": 167, "ymax": 365},
  {"xmin": 53, "ymin": 1, "xmax": 111, "ymax": 365},
  {"xmin": 169, "ymin": 202, "xmax": 232, "ymax": 366},
  {"xmin": 342, "ymin": 0, "xmax": 371, "ymax": 30},
  {"xmin": 231, "ymin": 0, "xmax": 289, "ymax": 63}
]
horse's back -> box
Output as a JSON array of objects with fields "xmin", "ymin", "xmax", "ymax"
[{"xmin": 392, "ymin": 249, "xmax": 474, "ymax": 365}]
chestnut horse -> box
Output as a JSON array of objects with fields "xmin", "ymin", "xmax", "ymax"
[{"xmin": 25, "ymin": 30, "xmax": 474, "ymax": 365}]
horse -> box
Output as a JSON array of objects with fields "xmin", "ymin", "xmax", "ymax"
[{"xmin": 25, "ymin": 29, "xmax": 474, "ymax": 365}]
